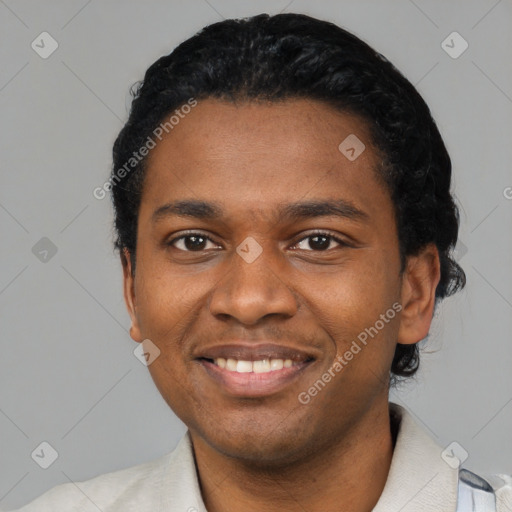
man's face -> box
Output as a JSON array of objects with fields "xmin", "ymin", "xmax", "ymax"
[{"xmin": 124, "ymin": 98, "xmax": 409, "ymax": 464}]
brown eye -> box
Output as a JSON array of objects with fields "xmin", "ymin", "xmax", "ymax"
[
  {"xmin": 293, "ymin": 232, "xmax": 347, "ymax": 251},
  {"xmin": 168, "ymin": 233, "xmax": 218, "ymax": 252}
]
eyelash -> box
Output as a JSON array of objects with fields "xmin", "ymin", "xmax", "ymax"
[{"xmin": 166, "ymin": 230, "xmax": 349, "ymax": 252}]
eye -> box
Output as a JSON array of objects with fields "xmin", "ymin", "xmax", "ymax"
[
  {"xmin": 166, "ymin": 230, "xmax": 350, "ymax": 253},
  {"xmin": 167, "ymin": 232, "xmax": 220, "ymax": 252},
  {"xmin": 292, "ymin": 231, "xmax": 348, "ymax": 251}
]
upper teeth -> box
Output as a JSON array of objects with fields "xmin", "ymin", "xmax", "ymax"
[{"xmin": 214, "ymin": 358, "xmax": 295, "ymax": 373}]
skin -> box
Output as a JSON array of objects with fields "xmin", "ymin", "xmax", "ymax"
[{"xmin": 122, "ymin": 98, "xmax": 440, "ymax": 512}]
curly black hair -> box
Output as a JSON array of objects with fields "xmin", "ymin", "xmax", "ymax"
[{"xmin": 110, "ymin": 13, "xmax": 466, "ymax": 384}]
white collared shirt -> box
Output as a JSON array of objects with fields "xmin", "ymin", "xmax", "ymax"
[{"xmin": 9, "ymin": 403, "xmax": 512, "ymax": 511}]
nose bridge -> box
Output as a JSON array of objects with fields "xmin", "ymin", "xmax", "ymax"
[{"xmin": 208, "ymin": 237, "xmax": 297, "ymax": 324}]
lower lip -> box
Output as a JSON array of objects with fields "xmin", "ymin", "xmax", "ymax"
[{"xmin": 198, "ymin": 359, "xmax": 313, "ymax": 397}]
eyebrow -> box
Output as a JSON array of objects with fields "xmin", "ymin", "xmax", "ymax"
[{"xmin": 151, "ymin": 198, "xmax": 369, "ymax": 225}]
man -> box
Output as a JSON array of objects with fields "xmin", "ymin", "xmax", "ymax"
[{"xmin": 12, "ymin": 12, "xmax": 511, "ymax": 512}]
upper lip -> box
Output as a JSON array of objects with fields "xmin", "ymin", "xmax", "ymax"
[{"xmin": 195, "ymin": 343, "xmax": 317, "ymax": 363}]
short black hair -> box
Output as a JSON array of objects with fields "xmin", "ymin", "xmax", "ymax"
[{"xmin": 111, "ymin": 12, "xmax": 466, "ymax": 384}]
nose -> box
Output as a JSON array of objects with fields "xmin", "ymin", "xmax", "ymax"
[{"xmin": 208, "ymin": 242, "xmax": 298, "ymax": 325}]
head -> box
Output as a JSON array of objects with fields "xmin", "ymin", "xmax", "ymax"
[{"xmin": 111, "ymin": 13, "xmax": 465, "ymax": 464}]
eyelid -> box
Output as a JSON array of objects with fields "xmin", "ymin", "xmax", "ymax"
[
  {"xmin": 291, "ymin": 230, "xmax": 350, "ymax": 250},
  {"xmin": 166, "ymin": 230, "xmax": 220, "ymax": 249}
]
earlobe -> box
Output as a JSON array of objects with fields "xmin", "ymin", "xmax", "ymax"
[
  {"xmin": 397, "ymin": 243, "xmax": 441, "ymax": 345},
  {"xmin": 122, "ymin": 248, "xmax": 143, "ymax": 343}
]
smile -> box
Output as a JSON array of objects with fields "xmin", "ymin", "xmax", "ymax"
[
  {"xmin": 194, "ymin": 342, "xmax": 318, "ymax": 397},
  {"xmin": 199, "ymin": 358, "xmax": 313, "ymax": 397}
]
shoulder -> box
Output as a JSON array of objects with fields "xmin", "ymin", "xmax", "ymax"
[{"xmin": 8, "ymin": 452, "xmax": 172, "ymax": 512}]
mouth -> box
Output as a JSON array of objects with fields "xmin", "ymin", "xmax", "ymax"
[{"xmin": 195, "ymin": 343, "xmax": 317, "ymax": 397}]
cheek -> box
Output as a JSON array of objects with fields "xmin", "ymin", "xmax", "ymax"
[
  {"xmin": 301, "ymin": 251, "xmax": 401, "ymax": 357},
  {"xmin": 134, "ymin": 258, "xmax": 206, "ymax": 335}
]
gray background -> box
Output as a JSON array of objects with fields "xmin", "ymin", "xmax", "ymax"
[{"xmin": 1, "ymin": 0, "xmax": 511, "ymax": 509}]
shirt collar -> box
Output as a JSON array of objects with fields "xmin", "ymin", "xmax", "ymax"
[
  {"xmin": 159, "ymin": 430, "xmax": 208, "ymax": 512},
  {"xmin": 159, "ymin": 402, "xmax": 459, "ymax": 512},
  {"xmin": 372, "ymin": 402, "xmax": 459, "ymax": 512}
]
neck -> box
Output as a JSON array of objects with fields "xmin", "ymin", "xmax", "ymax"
[{"xmin": 191, "ymin": 399, "xmax": 395, "ymax": 512}]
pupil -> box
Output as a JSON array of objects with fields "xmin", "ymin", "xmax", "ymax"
[
  {"xmin": 310, "ymin": 235, "xmax": 329, "ymax": 250},
  {"xmin": 186, "ymin": 236, "xmax": 206, "ymax": 251}
]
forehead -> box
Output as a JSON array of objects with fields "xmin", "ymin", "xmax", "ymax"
[{"xmin": 140, "ymin": 98, "xmax": 389, "ymax": 221}]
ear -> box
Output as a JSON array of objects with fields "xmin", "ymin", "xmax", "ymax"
[
  {"xmin": 397, "ymin": 243, "xmax": 441, "ymax": 345},
  {"xmin": 122, "ymin": 248, "xmax": 143, "ymax": 343}
]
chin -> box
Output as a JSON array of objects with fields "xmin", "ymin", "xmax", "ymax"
[{"xmin": 198, "ymin": 416, "xmax": 319, "ymax": 468}]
